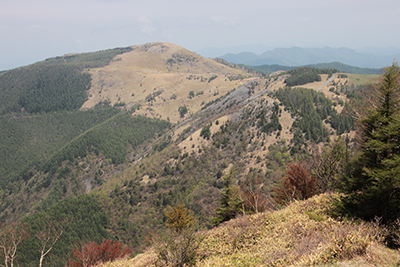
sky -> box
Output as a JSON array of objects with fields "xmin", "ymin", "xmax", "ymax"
[{"xmin": 1, "ymin": 0, "xmax": 400, "ymax": 70}]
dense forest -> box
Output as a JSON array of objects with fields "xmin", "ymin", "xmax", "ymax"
[
  {"xmin": 18, "ymin": 194, "xmax": 111, "ymax": 267},
  {"xmin": 0, "ymin": 107, "xmax": 120, "ymax": 186},
  {"xmin": 0, "ymin": 46, "xmax": 136, "ymax": 184},
  {"xmin": 284, "ymin": 67, "xmax": 338, "ymax": 86},
  {"xmin": 0, "ymin": 47, "xmax": 132, "ymax": 114}
]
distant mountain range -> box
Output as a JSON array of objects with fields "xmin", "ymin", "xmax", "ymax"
[
  {"xmin": 206, "ymin": 47, "xmax": 400, "ymax": 68},
  {"xmin": 247, "ymin": 62, "xmax": 381, "ymax": 75}
]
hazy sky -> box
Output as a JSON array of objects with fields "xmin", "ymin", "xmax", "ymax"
[{"xmin": 1, "ymin": 0, "xmax": 400, "ymax": 70}]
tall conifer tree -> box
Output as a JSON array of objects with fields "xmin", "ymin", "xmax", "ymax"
[{"xmin": 338, "ymin": 62, "xmax": 400, "ymax": 222}]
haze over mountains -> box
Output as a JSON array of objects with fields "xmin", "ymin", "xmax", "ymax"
[{"xmin": 198, "ymin": 46, "xmax": 400, "ymax": 68}]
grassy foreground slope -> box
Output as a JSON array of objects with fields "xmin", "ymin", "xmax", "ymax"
[{"xmin": 100, "ymin": 194, "xmax": 399, "ymax": 267}]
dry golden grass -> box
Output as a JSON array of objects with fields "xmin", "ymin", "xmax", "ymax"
[
  {"xmin": 98, "ymin": 194, "xmax": 400, "ymax": 267},
  {"xmin": 81, "ymin": 42, "xmax": 252, "ymax": 124},
  {"xmin": 348, "ymin": 74, "xmax": 379, "ymax": 86}
]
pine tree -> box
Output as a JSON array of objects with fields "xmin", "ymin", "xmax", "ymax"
[
  {"xmin": 212, "ymin": 173, "xmax": 244, "ymax": 226},
  {"xmin": 338, "ymin": 62, "xmax": 400, "ymax": 223}
]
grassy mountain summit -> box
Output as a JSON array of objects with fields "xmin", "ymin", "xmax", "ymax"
[{"xmin": 83, "ymin": 42, "xmax": 253, "ymax": 123}]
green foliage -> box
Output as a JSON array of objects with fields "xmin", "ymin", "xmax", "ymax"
[
  {"xmin": 146, "ymin": 90, "xmax": 163, "ymax": 102},
  {"xmin": 286, "ymin": 67, "xmax": 338, "ymax": 76},
  {"xmin": 43, "ymin": 113, "xmax": 170, "ymax": 171},
  {"xmin": 200, "ymin": 124, "xmax": 211, "ymax": 140},
  {"xmin": 208, "ymin": 75, "xmax": 218, "ymax": 83},
  {"xmin": 42, "ymin": 47, "xmax": 133, "ymax": 69},
  {"xmin": 0, "ymin": 47, "xmax": 132, "ymax": 115},
  {"xmin": 18, "ymin": 65, "xmax": 90, "ymax": 113},
  {"xmin": 246, "ymin": 63, "xmax": 381, "ymax": 75},
  {"xmin": 212, "ymin": 121, "xmax": 233, "ymax": 149},
  {"xmin": 0, "ymin": 107, "xmax": 119, "ymax": 186},
  {"xmin": 275, "ymin": 87, "xmax": 354, "ymax": 147},
  {"xmin": 188, "ymin": 91, "xmax": 195, "ymax": 99},
  {"xmin": 113, "ymin": 101, "xmax": 126, "ymax": 107},
  {"xmin": 258, "ymin": 102, "xmax": 282, "ymax": 134},
  {"xmin": 102, "ymin": 143, "xmax": 240, "ymax": 251},
  {"xmin": 178, "ymin": 106, "xmax": 188, "ymax": 118},
  {"xmin": 18, "ymin": 194, "xmax": 111, "ymax": 267},
  {"xmin": 266, "ymin": 140, "xmax": 292, "ymax": 170},
  {"xmin": 309, "ymin": 62, "xmax": 381, "ymax": 74},
  {"xmin": 336, "ymin": 62, "xmax": 400, "ymax": 224},
  {"xmin": 213, "ymin": 173, "xmax": 244, "ymax": 226},
  {"xmin": 284, "ymin": 67, "xmax": 338, "ymax": 87},
  {"xmin": 285, "ymin": 69, "xmax": 321, "ymax": 86},
  {"xmin": 0, "ymin": 64, "xmax": 90, "ymax": 114}
]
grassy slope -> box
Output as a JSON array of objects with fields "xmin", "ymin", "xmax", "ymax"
[
  {"xmin": 100, "ymin": 194, "xmax": 399, "ymax": 267},
  {"xmin": 83, "ymin": 42, "xmax": 253, "ymax": 123}
]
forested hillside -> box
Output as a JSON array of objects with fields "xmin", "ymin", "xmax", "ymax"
[
  {"xmin": 0, "ymin": 107, "xmax": 120, "ymax": 186},
  {"xmin": 284, "ymin": 67, "xmax": 337, "ymax": 86},
  {"xmin": 0, "ymin": 47, "xmax": 132, "ymax": 115},
  {"xmin": 0, "ymin": 42, "xmax": 390, "ymax": 267}
]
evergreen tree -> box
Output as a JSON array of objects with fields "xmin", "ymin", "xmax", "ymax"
[
  {"xmin": 212, "ymin": 173, "xmax": 243, "ymax": 226},
  {"xmin": 337, "ymin": 62, "xmax": 400, "ymax": 223}
]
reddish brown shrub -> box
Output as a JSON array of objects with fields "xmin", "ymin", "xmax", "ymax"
[
  {"xmin": 68, "ymin": 239, "xmax": 132, "ymax": 267},
  {"xmin": 274, "ymin": 161, "xmax": 319, "ymax": 205}
]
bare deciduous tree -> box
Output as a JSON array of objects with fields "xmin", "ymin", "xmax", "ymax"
[
  {"xmin": 240, "ymin": 174, "xmax": 274, "ymax": 214},
  {"xmin": 0, "ymin": 221, "xmax": 30, "ymax": 267},
  {"xmin": 36, "ymin": 216, "xmax": 72, "ymax": 267},
  {"xmin": 309, "ymin": 137, "xmax": 348, "ymax": 192}
]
